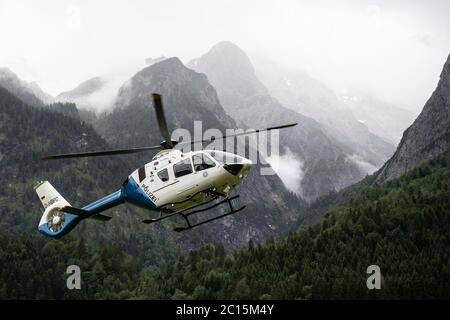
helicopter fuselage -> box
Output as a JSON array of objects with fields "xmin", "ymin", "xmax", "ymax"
[{"xmin": 122, "ymin": 149, "xmax": 252, "ymax": 214}]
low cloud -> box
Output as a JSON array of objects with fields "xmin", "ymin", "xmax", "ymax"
[
  {"xmin": 266, "ymin": 148, "xmax": 304, "ymax": 196},
  {"xmin": 347, "ymin": 154, "xmax": 378, "ymax": 175},
  {"xmin": 79, "ymin": 75, "xmax": 125, "ymax": 113}
]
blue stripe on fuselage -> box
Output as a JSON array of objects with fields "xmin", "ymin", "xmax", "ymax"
[
  {"xmin": 121, "ymin": 176, "xmax": 157, "ymax": 209},
  {"xmin": 82, "ymin": 190, "xmax": 124, "ymax": 214}
]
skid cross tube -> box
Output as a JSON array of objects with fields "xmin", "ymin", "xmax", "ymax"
[{"xmin": 142, "ymin": 192, "xmax": 246, "ymax": 231}]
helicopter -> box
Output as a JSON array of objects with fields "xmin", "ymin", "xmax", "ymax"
[{"xmin": 35, "ymin": 93, "xmax": 297, "ymax": 238}]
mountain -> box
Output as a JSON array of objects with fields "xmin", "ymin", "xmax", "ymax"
[
  {"xmin": 253, "ymin": 57, "xmax": 395, "ymax": 166},
  {"xmin": 376, "ymin": 54, "xmax": 450, "ymax": 183},
  {"xmin": 96, "ymin": 57, "xmax": 303, "ymax": 249},
  {"xmin": 188, "ymin": 41, "xmax": 371, "ymax": 201},
  {"xmin": 339, "ymin": 92, "xmax": 417, "ymax": 145},
  {"xmin": 0, "ymin": 67, "xmax": 53, "ymax": 107}
]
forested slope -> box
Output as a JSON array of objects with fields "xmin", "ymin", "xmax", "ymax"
[{"xmin": 156, "ymin": 151, "xmax": 450, "ymax": 299}]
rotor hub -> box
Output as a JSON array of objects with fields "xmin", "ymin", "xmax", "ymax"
[{"xmin": 160, "ymin": 139, "xmax": 179, "ymax": 149}]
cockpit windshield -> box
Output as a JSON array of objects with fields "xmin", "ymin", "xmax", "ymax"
[{"xmin": 205, "ymin": 150, "xmax": 243, "ymax": 165}]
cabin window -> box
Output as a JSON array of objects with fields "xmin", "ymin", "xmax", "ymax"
[
  {"xmin": 206, "ymin": 150, "xmax": 242, "ymax": 164},
  {"xmin": 157, "ymin": 168, "xmax": 169, "ymax": 182},
  {"xmin": 173, "ymin": 159, "xmax": 193, "ymax": 178},
  {"xmin": 138, "ymin": 167, "xmax": 146, "ymax": 182},
  {"xmin": 192, "ymin": 153, "xmax": 216, "ymax": 172}
]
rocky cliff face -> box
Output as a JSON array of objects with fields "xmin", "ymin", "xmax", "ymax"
[
  {"xmin": 189, "ymin": 41, "xmax": 368, "ymax": 201},
  {"xmin": 376, "ymin": 54, "xmax": 450, "ymax": 183},
  {"xmin": 96, "ymin": 57, "xmax": 303, "ymax": 249}
]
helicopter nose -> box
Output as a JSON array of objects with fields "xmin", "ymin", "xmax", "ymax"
[
  {"xmin": 223, "ymin": 157, "xmax": 252, "ymax": 176},
  {"xmin": 243, "ymin": 158, "xmax": 252, "ymax": 166},
  {"xmin": 241, "ymin": 158, "xmax": 252, "ymax": 172}
]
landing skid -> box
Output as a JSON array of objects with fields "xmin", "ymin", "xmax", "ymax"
[
  {"xmin": 174, "ymin": 195, "xmax": 246, "ymax": 232},
  {"xmin": 142, "ymin": 193, "xmax": 246, "ymax": 232}
]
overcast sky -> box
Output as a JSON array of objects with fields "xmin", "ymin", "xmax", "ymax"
[{"xmin": 1, "ymin": 0, "xmax": 449, "ymax": 112}]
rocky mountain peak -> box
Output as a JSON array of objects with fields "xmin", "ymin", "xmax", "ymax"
[
  {"xmin": 145, "ymin": 56, "xmax": 184, "ymax": 70},
  {"xmin": 188, "ymin": 42, "xmax": 267, "ymax": 107},
  {"xmin": 145, "ymin": 56, "xmax": 168, "ymax": 66},
  {"xmin": 199, "ymin": 41, "xmax": 256, "ymax": 74},
  {"xmin": 0, "ymin": 67, "xmax": 17, "ymax": 79},
  {"xmin": 112, "ymin": 57, "xmax": 234, "ymax": 129},
  {"xmin": 127, "ymin": 57, "xmax": 202, "ymax": 89}
]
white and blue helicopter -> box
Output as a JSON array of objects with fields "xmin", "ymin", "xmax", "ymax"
[{"xmin": 35, "ymin": 94, "xmax": 296, "ymax": 238}]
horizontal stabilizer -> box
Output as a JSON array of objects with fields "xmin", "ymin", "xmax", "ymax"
[
  {"xmin": 60, "ymin": 206, "xmax": 112, "ymax": 222},
  {"xmin": 60, "ymin": 206, "xmax": 89, "ymax": 216},
  {"xmin": 90, "ymin": 214, "xmax": 112, "ymax": 221}
]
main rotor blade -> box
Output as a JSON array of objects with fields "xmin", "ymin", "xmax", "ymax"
[
  {"xmin": 152, "ymin": 93, "xmax": 173, "ymax": 148},
  {"xmin": 178, "ymin": 122, "xmax": 298, "ymax": 147},
  {"xmin": 41, "ymin": 145, "xmax": 162, "ymax": 160}
]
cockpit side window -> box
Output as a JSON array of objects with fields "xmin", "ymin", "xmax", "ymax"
[
  {"xmin": 173, "ymin": 158, "xmax": 193, "ymax": 178},
  {"xmin": 206, "ymin": 150, "xmax": 242, "ymax": 164},
  {"xmin": 157, "ymin": 168, "xmax": 169, "ymax": 182},
  {"xmin": 138, "ymin": 167, "xmax": 146, "ymax": 182},
  {"xmin": 192, "ymin": 153, "xmax": 216, "ymax": 172}
]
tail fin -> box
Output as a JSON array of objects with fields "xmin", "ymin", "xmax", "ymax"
[{"xmin": 35, "ymin": 181, "xmax": 81, "ymax": 238}]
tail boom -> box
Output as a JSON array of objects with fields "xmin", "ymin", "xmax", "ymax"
[{"xmin": 35, "ymin": 181, "xmax": 124, "ymax": 239}]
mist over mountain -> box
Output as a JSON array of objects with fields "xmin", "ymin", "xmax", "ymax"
[
  {"xmin": 57, "ymin": 76, "xmax": 105, "ymax": 100},
  {"xmin": 340, "ymin": 92, "xmax": 417, "ymax": 145},
  {"xmin": 253, "ymin": 57, "xmax": 396, "ymax": 167},
  {"xmin": 55, "ymin": 75, "xmax": 124, "ymax": 113},
  {"xmin": 0, "ymin": 67, "xmax": 53, "ymax": 107},
  {"xmin": 54, "ymin": 59, "xmax": 151, "ymax": 114},
  {"xmin": 96, "ymin": 57, "xmax": 303, "ymax": 249},
  {"xmin": 376, "ymin": 54, "xmax": 450, "ymax": 183},
  {"xmin": 189, "ymin": 41, "xmax": 373, "ymax": 201}
]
